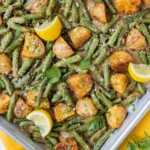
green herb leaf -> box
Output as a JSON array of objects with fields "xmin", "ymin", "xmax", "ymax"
[
  {"xmin": 79, "ymin": 58, "xmax": 91, "ymax": 70},
  {"xmin": 43, "ymin": 66, "xmax": 61, "ymax": 84},
  {"xmin": 88, "ymin": 114, "xmax": 105, "ymax": 131},
  {"xmin": 127, "ymin": 142, "xmax": 138, "ymax": 150},
  {"xmin": 0, "ymin": 80, "xmax": 5, "ymax": 88}
]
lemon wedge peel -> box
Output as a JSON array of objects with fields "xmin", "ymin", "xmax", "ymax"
[
  {"xmin": 128, "ymin": 63, "xmax": 150, "ymax": 82},
  {"xmin": 26, "ymin": 110, "xmax": 53, "ymax": 138},
  {"xmin": 35, "ymin": 16, "xmax": 62, "ymax": 41}
]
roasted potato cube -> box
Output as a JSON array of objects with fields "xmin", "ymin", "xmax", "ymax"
[
  {"xmin": 24, "ymin": 0, "xmax": 48, "ymax": 14},
  {"xmin": 67, "ymin": 73, "xmax": 93, "ymax": 99},
  {"xmin": 106, "ymin": 105, "xmax": 126, "ymax": 128},
  {"xmin": 22, "ymin": 32, "xmax": 45, "ymax": 58},
  {"xmin": 109, "ymin": 50, "xmax": 133, "ymax": 71},
  {"xmin": 53, "ymin": 36, "xmax": 74, "ymax": 59},
  {"xmin": 114, "ymin": 0, "xmax": 141, "ymax": 14},
  {"xmin": 56, "ymin": 138, "xmax": 79, "ymax": 150},
  {"xmin": 0, "ymin": 53, "xmax": 12, "ymax": 74},
  {"xmin": 92, "ymin": 3, "xmax": 107, "ymax": 23},
  {"xmin": 0, "ymin": 15, "xmax": 2, "ymax": 25},
  {"xmin": 76, "ymin": 97, "xmax": 98, "ymax": 117},
  {"xmin": 111, "ymin": 74, "xmax": 128, "ymax": 94},
  {"xmin": 54, "ymin": 103, "xmax": 75, "ymax": 122},
  {"xmin": 126, "ymin": 28, "xmax": 147, "ymax": 50},
  {"xmin": 143, "ymin": 0, "xmax": 150, "ymax": 4},
  {"xmin": 26, "ymin": 90, "xmax": 50, "ymax": 109},
  {"xmin": 69, "ymin": 26, "xmax": 92, "ymax": 48},
  {"xmin": 0, "ymin": 94, "xmax": 11, "ymax": 114},
  {"xmin": 14, "ymin": 98, "xmax": 33, "ymax": 118}
]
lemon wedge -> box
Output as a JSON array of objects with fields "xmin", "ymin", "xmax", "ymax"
[
  {"xmin": 128, "ymin": 63, "xmax": 150, "ymax": 82},
  {"xmin": 26, "ymin": 110, "xmax": 53, "ymax": 137},
  {"xmin": 34, "ymin": 16, "xmax": 62, "ymax": 41}
]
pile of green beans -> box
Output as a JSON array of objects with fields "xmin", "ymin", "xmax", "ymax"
[{"xmin": 0, "ymin": 0, "xmax": 149, "ymax": 150}]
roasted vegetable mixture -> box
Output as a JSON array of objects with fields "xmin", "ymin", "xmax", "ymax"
[{"xmin": 0, "ymin": 0, "xmax": 150, "ymax": 149}]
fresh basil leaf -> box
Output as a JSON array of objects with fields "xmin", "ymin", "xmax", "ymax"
[
  {"xmin": 43, "ymin": 66, "xmax": 61, "ymax": 84},
  {"xmin": 79, "ymin": 58, "xmax": 91, "ymax": 70},
  {"xmin": 0, "ymin": 80, "xmax": 5, "ymax": 88}
]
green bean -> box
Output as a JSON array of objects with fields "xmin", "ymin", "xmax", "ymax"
[
  {"xmin": 43, "ymin": 82, "xmax": 53, "ymax": 98},
  {"xmin": 93, "ymin": 128, "xmax": 115, "ymax": 150},
  {"xmin": 96, "ymin": 90, "xmax": 113, "ymax": 108},
  {"xmin": 140, "ymin": 23, "xmax": 150, "ymax": 46},
  {"xmin": 48, "ymin": 132, "xmax": 59, "ymax": 138},
  {"xmin": 59, "ymin": 83, "xmax": 74, "ymax": 107},
  {"xmin": 7, "ymin": 93, "xmax": 17, "ymax": 121},
  {"xmin": 46, "ymin": 41, "xmax": 54, "ymax": 53},
  {"xmin": 34, "ymin": 73, "xmax": 43, "ymax": 82},
  {"xmin": 19, "ymin": 121, "xmax": 34, "ymax": 128},
  {"xmin": 55, "ymin": 54, "xmax": 82, "ymax": 67},
  {"xmin": 108, "ymin": 26, "xmax": 122, "ymax": 47},
  {"xmin": 77, "ymin": 0, "xmax": 91, "ymax": 22},
  {"xmin": 33, "ymin": 138, "xmax": 48, "ymax": 143},
  {"xmin": 80, "ymin": 18, "xmax": 99, "ymax": 33},
  {"xmin": 4, "ymin": 0, "xmax": 14, "ymax": 7},
  {"xmin": 103, "ymin": 59, "xmax": 110, "ymax": 91},
  {"xmin": 13, "ymin": 118, "xmax": 27, "ymax": 124},
  {"xmin": 18, "ymin": 58, "xmax": 34, "ymax": 77},
  {"xmin": 93, "ymin": 47, "xmax": 108, "ymax": 65},
  {"xmin": 72, "ymin": 2, "xmax": 79, "ymax": 26},
  {"xmin": 0, "ymin": 74, "xmax": 13, "ymax": 95},
  {"xmin": 76, "ymin": 124, "xmax": 89, "ymax": 132},
  {"xmin": 90, "ymin": 127, "xmax": 106, "ymax": 145},
  {"xmin": 137, "ymin": 83, "xmax": 146, "ymax": 95},
  {"xmin": 69, "ymin": 64, "xmax": 87, "ymax": 73},
  {"xmin": 0, "ymin": 28, "xmax": 9, "ymax": 35},
  {"xmin": 46, "ymin": 136, "xmax": 58, "ymax": 145},
  {"xmin": 104, "ymin": 0, "xmax": 116, "ymax": 14},
  {"xmin": 101, "ymin": 15, "xmax": 119, "ymax": 33},
  {"xmin": 51, "ymin": 90, "xmax": 62, "ymax": 103},
  {"xmin": 0, "ymin": 32, "xmax": 13, "ymax": 53},
  {"xmin": 66, "ymin": 123, "xmax": 81, "ymax": 132},
  {"xmin": 91, "ymin": 91, "xmax": 103, "ymax": 110},
  {"xmin": 3, "ymin": 5, "xmax": 14, "ymax": 20},
  {"xmin": 141, "ymin": 18, "xmax": 150, "ymax": 24},
  {"xmin": 62, "ymin": 70, "xmax": 75, "ymax": 80},
  {"xmin": 12, "ymin": 47, "xmax": 20, "ymax": 77},
  {"xmin": 85, "ymin": 37, "xmax": 99, "ymax": 59},
  {"xmin": 47, "ymin": 0, "xmax": 58, "ymax": 16},
  {"xmin": 116, "ymin": 25, "xmax": 128, "ymax": 48},
  {"xmin": 53, "ymin": 2, "xmax": 61, "ymax": 15},
  {"xmin": 14, "ymin": 74, "xmax": 30, "ymax": 89},
  {"xmin": 71, "ymin": 131, "xmax": 90, "ymax": 150},
  {"xmin": 91, "ymin": 66, "xmax": 104, "ymax": 86},
  {"xmin": 146, "ymin": 52, "xmax": 150, "ymax": 64},
  {"xmin": 5, "ymin": 33, "xmax": 25, "ymax": 53},
  {"xmin": 121, "ymin": 92, "xmax": 141, "ymax": 106},
  {"xmin": 37, "ymin": 78, "xmax": 47, "ymax": 106},
  {"xmin": 113, "ymin": 98, "xmax": 122, "ymax": 104},
  {"xmin": 32, "ymin": 131, "xmax": 42, "ymax": 138},
  {"xmin": 98, "ymin": 86, "xmax": 113, "ymax": 99},
  {"xmin": 84, "ymin": 34, "xmax": 98, "ymax": 51},
  {"xmin": 64, "ymin": 0, "xmax": 73, "ymax": 18},
  {"xmin": 139, "ymin": 51, "xmax": 148, "ymax": 64},
  {"xmin": 58, "ymin": 14, "xmax": 72, "ymax": 30},
  {"xmin": 92, "ymin": 47, "xmax": 102, "ymax": 59}
]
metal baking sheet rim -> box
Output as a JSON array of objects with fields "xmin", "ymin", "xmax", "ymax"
[{"xmin": 0, "ymin": 90, "xmax": 150, "ymax": 150}]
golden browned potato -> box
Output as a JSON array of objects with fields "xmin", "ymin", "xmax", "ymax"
[
  {"xmin": 126, "ymin": 28, "xmax": 147, "ymax": 50},
  {"xmin": 0, "ymin": 94, "xmax": 11, "ymax": 114},
  {"xmin": 14, "ymin": 98, "xmax": 33, "ymax": 118},
  {"xmin": 111, "ymin": 74, "xmax": 128, "ymax": 94},
  {"xmin": 26, "ymin": 90, "xmax": 50, "ymax": 109},
  {"xmin": 54, "ymin": 103, "xmax": 75, "ymax": 122},
  {"xmin": 0, "ymin": 16, "xmax": 2, "ymax": 25},
  {"xmin": 22, "ymin": 32, "xmax": 45, "ymax": 58},
  {"xmin": 114, "ymin": 0, "xmax": 141, "ymax": 14},
  {"xmin": 0, "ymin": 53, "xmax": 12, "ymax": 74},
  {"xmin": 109, "ymin": 50, "xmax": 133, "ymax": 71},
  {"xmin": 69, "ymin": 26, "xmax": 92, "ymax": 48},
  {"xmin": 56, "ymin": 138, "xmax": 79, "ymax": 150},
  {"xmin": 53, "ymin": 36, "xmax": 74, "ymax": 59},
  {"xmin": 76, "ymin": 97, "xmax": 98, "ymax": 117},
  {"xmin": 25, "ymin": 0, "xmax": 48, "ymax": 14},
  {"xmin": 106, "ymin": 105, "xmax": 126, "ymax": 128},
  {"xmin": 143, "ymin": 0, "xmax": 150, "ymax": 4},
  {"xmin": 92, "ymin": 3, "xmax": 107, "ymax": 23},
  {"xmin": 67, "ymin": 73, "xmax": 93, "ymax": 99}
]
